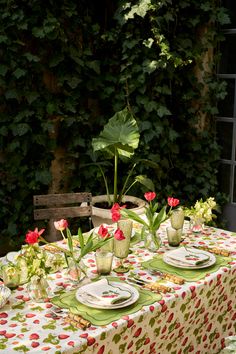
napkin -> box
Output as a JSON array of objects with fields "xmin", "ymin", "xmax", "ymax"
[
  {"xmin": 166, "ymin": 247, "xmax": 210, "ymax": 266},
  {"xmin": 80, "ymin": 278, "xmax": 132, "ymax": 306}
]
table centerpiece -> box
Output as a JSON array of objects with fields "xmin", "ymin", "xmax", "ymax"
[{"xmin": 118, "ymin": 191, "xmax": 180, "ymax": 251}]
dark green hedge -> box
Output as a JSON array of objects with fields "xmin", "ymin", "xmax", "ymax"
[{"xmin": 0, "ymin": 0, "xmax": 229, "ymax": 252}]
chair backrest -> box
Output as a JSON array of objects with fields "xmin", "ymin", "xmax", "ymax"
[
  {"xmin": 33, "ymin": 192, "xmax": 92, "ymax": 241},
  {"xmin": 33, "ymin": 192, "xmax": 92, "ymax": 220}
]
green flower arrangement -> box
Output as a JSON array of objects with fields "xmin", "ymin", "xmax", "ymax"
[{"xmin": 184, "ymin": 197, "xmax": 219, "ymax": 224}]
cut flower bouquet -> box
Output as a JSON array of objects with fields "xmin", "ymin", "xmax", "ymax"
[
  {"xmin": 184, "ymin": 197, "xmax": 219, "ymax": 232},
  {"xmin": 112, "ymin": 192, "xmax": 180, "ymax": 251}
]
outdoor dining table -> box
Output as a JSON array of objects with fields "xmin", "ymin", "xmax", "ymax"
[{"xmin": 0, "ymin": 221, "xmax": 236, "ymax": 354}]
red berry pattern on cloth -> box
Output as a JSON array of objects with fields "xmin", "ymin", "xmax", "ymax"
[{"xmin": 0, "ymin": 224, "xmax": 235, "ymax": 353}]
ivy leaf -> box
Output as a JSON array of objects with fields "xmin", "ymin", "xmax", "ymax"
[
  {"xmin": 13, "ymin": 68, "xmax": 26, "ymax": 79},
  {"xmin": 143, "ymin": 38, "xmax": 154, "ymax": 48},
  {"xmin": 157, "ymin": 106, "xmax": 171, "ymax": 117},
  {"xmin": 0, "ymin": 35, "xmax": 8, "ymax": 43},
  {"xmin": 87, "ymin": 60, "xmax": 101, "ymax": 74},
  {"xmin": 5, "ymin": 89, "xmax": 19, "ymax": 100},
  {"xmin": 67, "ymin": 76, "xmax": 81, "ymax": 89},
  {"xmin": 0, "ymin": 126, "xmax": 8, "ymax": 136},
  {"xmin": 23, "ymin": 53, "xmax": 40, "ymax": 62},
  {"xmin": 12, "ymin": 123, "xmax": 30, "ymax": 136},
  {"xmin": 0, "ymin": 65, "xmax": 8, "ymax": 76},
  {"xmin": 35, "ymin": 170, "xmax": 51, "ymax": 184},
  {"xmin": 32, "ymin": 27, "xmax": 45, "ymax": 38},
  {"xmin": 143, "ymin": 60, "xmax": 158, "ymax": 74},
  {"xmin": 46, "ymin": 102, "xmax": 57, "ymax": 114},
  {"xmin": 124, "ymin": 0, "xmax": 152, "ymax": 20},
  {"xmin": 25, "ymin": 92, "xmax": 40, "ymax": 104},
  {"xmin": 49, "ymin": 54, "xmax": 64, "ymax": 67}
]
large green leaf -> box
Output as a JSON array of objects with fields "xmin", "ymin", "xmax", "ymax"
[
  {"xmin": 135, "ymin": 175, "xmax": 155, "ymax": 191},
  {"xmin": 92, "ymin": 107, "xmax": 140, "ymax": 158}
]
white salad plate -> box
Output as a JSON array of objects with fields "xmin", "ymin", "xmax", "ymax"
[
  {"xmin": 76, "ymin": 280, "xmax": 139, "ymax": 309},
  {"xmin": 163, "ymin": 248, "xmax": 216, "ymax": 269}
]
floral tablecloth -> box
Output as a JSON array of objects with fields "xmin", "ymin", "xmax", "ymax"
[{"xmin": 0, "ymin": 223, "xmax": 236, "ymax": 354}]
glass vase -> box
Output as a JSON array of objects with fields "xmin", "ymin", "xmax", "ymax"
[
  {"xmin": 27, "ymin": 275, "xmax": 50, "ymax": 302},
  {"xmin": 189, "ymin": 217, "xmax": 205, "ymax": 233},
  {"xmin": 144, "ymin": 229, "xmax": 161, "ymax": 252},
  {"xmin": 66, "ymin": 257, "xmax": 82, "ymax": 282}
]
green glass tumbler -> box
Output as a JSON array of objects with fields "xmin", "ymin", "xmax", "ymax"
[{"xmin": 113, "ymin": 219, "xmax": 132, "ymax": 273}]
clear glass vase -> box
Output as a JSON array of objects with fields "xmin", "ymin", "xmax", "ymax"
[
  {"xmin": 27, "ymin": 275, "xmax": 50, "ymax": 302},
  {"xmin": 66, "ymin": 257, "xmax": 82, "ymax": 282},
  {"xmin": 144, "ymin": 229, "xmax": 161, "ymax": 252},
  {"xmin": 189, "ymin": 217, "xmax": 205, "ymax": 233}
]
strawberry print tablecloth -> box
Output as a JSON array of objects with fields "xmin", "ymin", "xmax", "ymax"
[{"xmin": 0, "ymin": 223, "xmax": 236, "ymax": 354}]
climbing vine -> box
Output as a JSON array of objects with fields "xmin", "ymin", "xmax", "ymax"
[{"xmin": 0, "ymin": 0, "xmax": 230, "ymax": 251}]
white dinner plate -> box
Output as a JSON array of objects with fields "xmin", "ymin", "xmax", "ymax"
[
  {"xmin": 163, "ymin": 248, "xmax": 216, "ymax": 269},
  {"xmin": 76, "ymin": 281, "xmax": 139, "ymax": 309}
]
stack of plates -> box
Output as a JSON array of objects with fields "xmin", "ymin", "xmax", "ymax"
[
  {"xmin": 163, "ymin": 247, "xmax": 216, "ymax": 269},
  {"xmin": 76, "ymin": 279, "xmax": 139, "ymax": 309}
]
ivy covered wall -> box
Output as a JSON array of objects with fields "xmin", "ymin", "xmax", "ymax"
[{"xmin": 0, "ymin": 0, "xmax": 229, "ymax": 252}]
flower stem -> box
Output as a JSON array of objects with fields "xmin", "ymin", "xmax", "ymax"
[{"xmin": 113, "ymin": 148, "xmax": 118, "ymax": 203}]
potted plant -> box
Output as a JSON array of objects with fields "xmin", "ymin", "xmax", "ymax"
[{"xmin": 90, "ymin": 107, "xmax": 155, "ymax": 226}]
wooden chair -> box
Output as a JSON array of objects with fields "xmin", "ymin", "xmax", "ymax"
[{"xmin": 33, "ymin": 192, "xmax": 92, "ymax": 241}]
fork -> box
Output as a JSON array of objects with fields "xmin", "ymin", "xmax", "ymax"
[
  {"xmin": 49, "ymin": 306, "xmax": 69, "ymax": 318},
  {"xmin": 145, "ymin": 269, "xmax": 185, "ymax": 285},
  {"xmin": 146, "ymin": 269, "xmax": 164, "ymax": 277}
]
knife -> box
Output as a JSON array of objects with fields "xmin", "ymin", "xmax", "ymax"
[{"xmin": 126, "ymin": 277, "xmax": 150, "ymax": 286}]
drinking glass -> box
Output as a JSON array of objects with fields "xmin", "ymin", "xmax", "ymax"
[
  {"xmin": 170, "ymin": 208, "xmax": 185, "ymax": 230},
  {"xmin": 166, "ymin": 226, "xmax": 182, "ymax": 247},
  {"xmin": 95, "ymin": 250, "xmax": 113, "ymax": 275},
  {"xmin": 1, "ymin": 264, "xmax": 20, "ymax": 289},
  {"xmin": 113, "ymin": 219, "xmax": 132, "ymax": 273}
]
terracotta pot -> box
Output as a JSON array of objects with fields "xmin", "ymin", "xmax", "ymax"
[{"xmin": 91, "ymin": 195, "xmax": 146, "ymax": 227}]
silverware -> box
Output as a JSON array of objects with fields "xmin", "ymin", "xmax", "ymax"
[
  {"xmin": 146, "ymin": 269, "xmax": 164, "ymax": 276},
  {"xmin": 126, "ymin": 277, "xmax": 149, "ymax": 286},
  {"xmin": 145, "ymin": 269, "xmax": 185, "ymax": 285},
  {"xmin": 49, "ymin": 306, "xmax": 68, "ymax": 318}
]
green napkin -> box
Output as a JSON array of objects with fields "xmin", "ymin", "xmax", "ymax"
[
  {"xmin": 142, "ymin": 254, "xmax": 232, "ymax": 282},
  {"xmin": 51, "ymin": 278, "xmax": 161, "ymax": 326}
]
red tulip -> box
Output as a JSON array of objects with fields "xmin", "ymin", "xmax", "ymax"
[
  {"xmin": 25, "ymin": 228, "xmax": 45, "ymax": 244},
  {"xmin": 111, "ymin": 203, "xmax": 121, "ymax": 221},
  {"xmin": 114, "ymin": 228, "xmax": 125, "ymax": 241},
  {"xmin": 98, "ymin": 225, "xmax": 109, "ymax": 238},
  {"xmin": 54, "ymin": 219, "xmax": 68, "ymax": 231},
  {"xmin": 144, "ymin": 192, "xmax": 156, "ymax": 202},
  {"xmin": 167, "ymin": 197, "xmax": 180, "ymax": 207}
]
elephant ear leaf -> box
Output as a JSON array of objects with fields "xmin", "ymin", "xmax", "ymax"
[
  {"xmin": 92, "ymin": 107, "xmax": 140, "ymax": 158},
  {"xmin": 135, "ymin": 175, "xmax": 155, "ymax": 191}
]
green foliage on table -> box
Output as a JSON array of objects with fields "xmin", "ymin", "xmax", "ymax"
[{"xmin": 0, "ymin": 0, "xmax": 229, "ymax": 251}]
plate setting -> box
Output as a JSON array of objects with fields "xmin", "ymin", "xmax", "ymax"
[
  {"xmin": 163, "ymin": 247, "xmax": 216, "ymax": 269},
  {"xmin": 76, "ymin": 278, "xmax": 139, "ymax": 309}
]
